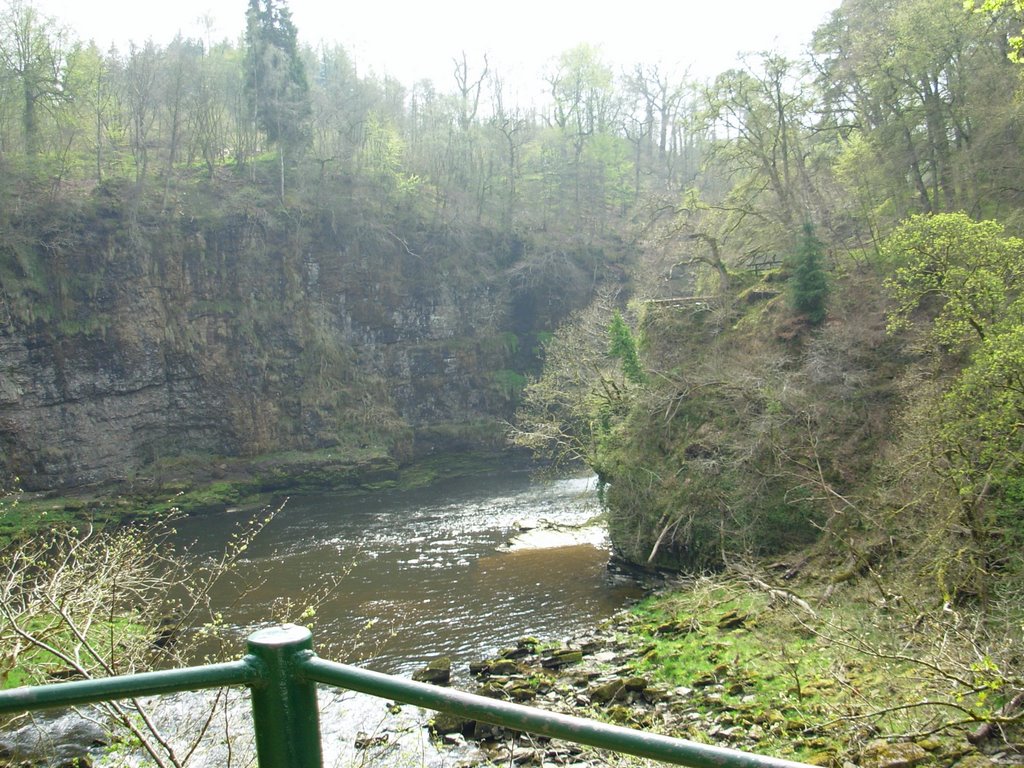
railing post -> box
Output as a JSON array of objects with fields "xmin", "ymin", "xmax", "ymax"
[{"xmin": 247, "ymin": 624, "xmax": 324, "ymax": 768}]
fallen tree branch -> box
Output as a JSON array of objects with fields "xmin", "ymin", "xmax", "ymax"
[
  {"xmin": 728, "ymin": 563, "xmax": 817, "ymax": 617},
  {"xmin": 968, "ymin": 690, "xmax": 1024, "ymax": 745}
]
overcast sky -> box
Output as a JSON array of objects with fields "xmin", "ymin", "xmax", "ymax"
[{"xmin": 32, "ymin": 0, "xmax": 842, "ymax": 93}]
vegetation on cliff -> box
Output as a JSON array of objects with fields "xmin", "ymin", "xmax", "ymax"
[
  {"xmin": 3, "ymin": 0, "xmax": 1024, "ymax": 761},
  {"xmin": 506, "ymin": 1, "xmax": 1024, "ymax": 755},
  {"xmin": 509, "ymin": 0, "xmax": 1024, "ymax": 595}
]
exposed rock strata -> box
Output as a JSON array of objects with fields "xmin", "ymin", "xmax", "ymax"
[{"xmin": 0, "ymin": 197, "xmax": 584, "ymax": 491}]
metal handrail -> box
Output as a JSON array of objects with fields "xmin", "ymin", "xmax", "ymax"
[{"xmin": 0, "ymin": 624, "xmax": 813, "ymax": 768}]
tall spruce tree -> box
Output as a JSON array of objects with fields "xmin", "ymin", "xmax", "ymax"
[
  {"xmin": 244, "ymin": 0, "xmax": 310, "ymax": 191},
  {"xmin": 789, "ymin": 222, "xmax": 829, "ymax": 325}
]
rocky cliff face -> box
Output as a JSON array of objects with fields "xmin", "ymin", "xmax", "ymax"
[{"xmin": 0, "ymin": 186, "xmax": 572, "ymax": 492}]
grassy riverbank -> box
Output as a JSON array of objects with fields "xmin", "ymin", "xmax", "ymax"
[
  {"xmin": 604, "ymin": 567, "xmax": 1022, "ymax": 766},
  {"xmin": 0, "ymin": 447, "xmax": 527, "ymax": 543},
  {"xmin": 451, "ymin": 558, "xmax": 1022, "ymax": 768}
]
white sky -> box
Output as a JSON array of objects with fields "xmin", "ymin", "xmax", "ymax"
[{"xmin": 32, "ymin": 0, "xmax": 841, "ymax": 94}]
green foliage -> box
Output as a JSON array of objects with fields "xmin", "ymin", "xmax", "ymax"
[
  {"xmin": 966, "ymin": 0, "xmax": 1024, "ymax": 59},
  {"xmin": 788, "ymin": 223, "xmax": 829, "ymax": 325},
  {"xmin": 3, "ymin": 614, "xmax": 148, "ymax": 689},
  {"xmin": 883, "ymin": 212, "xmax": 1024, "ymax": 598},
  {"xmin": 622, "ymin": 574, "xmax": 1023, "ymax": 763},
  {"xmin": 520, "ymin": 254, "xmax": 903, "ymax": 573},
  {"xmin": 816, "ymin": 0, "xmax": 1023, "ymax": 229},
  {"xmin": 945, "ymin": 322, "xmax": 1024, "ymax": 468},
  {"xmin": 492, "ymin": 369, "xmax": 527, "ymax": 400},
  {"xmin": 607, "ymin": 310, "xmax": 646, "ymax": 384},
  {"xmin": 884, "ymin": 213, "xmax": 1024, "ymax": 349},
  {"xmin": 481, "ymin": 332, "xmax": 520, "ymax": 356},
  {"xmin": 596, "ymin": 378, "xmax": 825, "ymax": 570},
  {"xmin": 511, "ymin": 299, "xmax": 628, "ymax": 469}
]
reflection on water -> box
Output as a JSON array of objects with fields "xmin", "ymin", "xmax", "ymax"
[{"xmin": 171, "ymin": 471, "xmax": 642, "ymax": 674}]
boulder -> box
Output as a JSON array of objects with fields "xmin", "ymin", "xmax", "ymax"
[
  {"xmin": 589, "ymin": 678, "xmax": 627, "ymax": 704},
  {"xmin": 541, "ymin": 649, "xmax": 584, "ymax": 669},
  {"xmin": 506, "ymin": 681, "xmax": 539, "ymax": 702},
  {"xmin": 655, "ymin": 618, "xmax": 701, "ymax": 636},
  {"xmin": 859, "ymin": 740, "xmax": 930, "ymax": 768},
  {"xmin": 443, "ymin": 733, "xmax": 467, "ymax": 747},
  {"xmin": 489, "ymin": 659, "xmax": 522, "ymax": 676},
  {"xmin": 473, "ymin": 721, "xmax": 509, "ymax": 741},
  {"xmin": 430, "ymin": 712, "xmax": 475, "ymax": 736},
  {"xmin": 716, "ymin": 610, "xmax": 750, "ymax": 630},
  {"xmin": 412, "ymin": 656, "xmax": 452, "ymax": 685},
  {"xmin": 623, "ymin": 676, "xmax": 648, "ymax": 691}
]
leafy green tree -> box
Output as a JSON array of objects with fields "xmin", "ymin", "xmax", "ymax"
[
  {"xmin": 706, "ymin": 53, "xmax": 816, "ymax": 231},
  {"xmin": 815, "ymin": 0, "xmax": 1024, "ymax": 229},
  {"xmin": 621, "ymin": 64, "xmax": 696, "ymax": 190},
  {"xmin": 486, "ymin": 76, "xmax": 533, "ymax": 229},
  {"xmin": 543, "ymin": 44, "xmax": 621, "ymax": 228},
  {"xmin": 0, "ymin": 0, "xmax": 73, "ymax": 159},
  {"xmin": 124, "ymin": 40, "xmax": 159, "ymax": 188},
  {"xmin": 884, "ymin": 212, "xmax": 1024, "ymax": 599},
  {"xmin": 511, "ymin": 296, "xmax": 626, "ymax": 469},
  {"xmin": 945, "ymin": 320, "xmax": 1024, "ymax": 473},
  {"xmin": 789, "ymin": 222, "xmax": 829, "ymax": 325},
  {"xmin": 883, "ymin": 213, "xmax": 1024, "ymax": 349},
  {"xmin": 965, "ymin": 0, "xmax": 1024, "ymax": 58}
]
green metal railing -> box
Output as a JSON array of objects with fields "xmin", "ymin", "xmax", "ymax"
[{"xmin": 0, "ymin": 624, "xmax": 812, "ymax": 768}]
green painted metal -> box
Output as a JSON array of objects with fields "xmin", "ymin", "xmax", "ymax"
[
  {"xmin": 299, "ymin": 656, "xmax": 811, "ymax": 768},
  {"xmin": 247, "ymin": 623, "xmax": 324, "ymax": 768},
  {"xmin": 0, "ymin": 625, "xmax": 816, "ymax": 768},
  {"xmin": 0, "ymin": 660, "xmax": 257, "ymax": 716}
]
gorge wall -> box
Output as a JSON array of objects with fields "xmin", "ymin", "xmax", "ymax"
[{"xmin": 0, "ymin": 179, "xmax": 601, "ymax": 492}]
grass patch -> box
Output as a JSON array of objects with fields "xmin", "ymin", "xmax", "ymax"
[
  {"xmin": 609, "ymin": 573, "xmax": 1004, "ymax": 765},
  {"xmin": 2, "ymin": 613, "xmax": 150, "ymax": 689}
]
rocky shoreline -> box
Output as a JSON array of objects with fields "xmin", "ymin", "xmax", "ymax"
[
  {"xmin": 404, "ymin": 608, "xmax": 772, "ymax": 768},
  {"xmin": 6, "ymin": 589, "xmax": 1014, "ymax": 768},
  {"xmin": 398, "ymin": 580, "xmax": 1018, "ymax": 768}
]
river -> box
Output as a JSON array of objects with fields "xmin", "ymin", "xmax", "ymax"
[
  {"xmin": 46, "ymin": 470, "xmax": 641, "ymax": 767},
  {"xmin": 169, "ymin": 469, "xmax": 643, "ymax": 675}
]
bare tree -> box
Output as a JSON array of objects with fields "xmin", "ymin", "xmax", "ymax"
[
  {"xmin": 452, "ymin": 50, "xmax": 488, "ymax": 131},
  {"xmin": 0, "ymin": 498, "xmax": 284, "ymax": 767}
]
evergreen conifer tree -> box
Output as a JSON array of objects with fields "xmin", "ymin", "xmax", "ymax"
[
  {"xmin": 244, "ymin": 0, "xmax": 310, "ymax": 168},
  {"xmin": 789, "ymin": 222, "xmax": 829, "ymax": 325},
  {"xmin": 608, "ymin": 310, "xmax": 646, "ymax": 384}
]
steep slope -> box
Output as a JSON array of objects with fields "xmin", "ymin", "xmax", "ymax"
[{"xmin": 0, "ymin": 177, "xmax": 603, "ymax": 492}]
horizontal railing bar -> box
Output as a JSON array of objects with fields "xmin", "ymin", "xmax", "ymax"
[
  {"xmin": 299, "ymin": 656, "xmax": 811, "ymax": 768},
  {"xmin": 0, "ymin": 659, "xmax": 260, "ymax": 716}
]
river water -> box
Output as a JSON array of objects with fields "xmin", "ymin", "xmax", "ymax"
[
  {"xmin": 170, "ymin": 470, "xmax": 642, "ymax": 675},
  {"xmin": 63, "ymin": 470, "xmax": 642, "ymax": 767}
]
